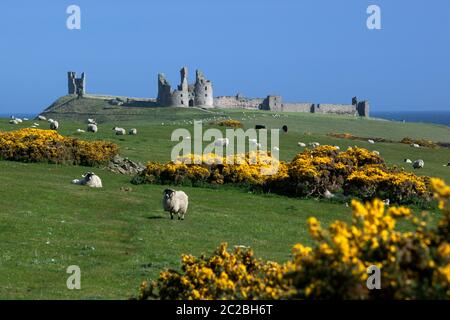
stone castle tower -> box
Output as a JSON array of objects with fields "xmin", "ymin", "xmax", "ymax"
[
  {"xmin": 68, "ymin": 72, "xmax": 86, "ymax": 96},
  {"xmin": 157, "ymin": 67, "xmax": 213, "ymax": 108}
]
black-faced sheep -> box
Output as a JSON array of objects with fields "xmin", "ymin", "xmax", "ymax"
[
  {"xmin": 87, "ymin": 123, "xmax": 98, "ymax": 133},
  {"xmin": 113, "ymin": 127, "xmax": 126, "ymax": 135},
  {"xmin": 49, "ymin": 120, "xmax": 59, "ymax": 130},
  {"xmin": 162, "ymin": 189, "xmax": 189, "ymax": 220},
  {"xmin": 71, "ymin": 172, "xmax": 103, "ymax": 188},
  {"xmin": 412, "ymin": 159, "xmax": 425, "ymax": 169}
]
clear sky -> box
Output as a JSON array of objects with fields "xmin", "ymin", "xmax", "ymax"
[{"xmin": 0, "ymin": 0, "xmax": 449, "ymax": 113}]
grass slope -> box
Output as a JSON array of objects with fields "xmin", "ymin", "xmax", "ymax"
[{"xmin": 0, "ymin": 106, "xmax": 449, "ymax": 299}]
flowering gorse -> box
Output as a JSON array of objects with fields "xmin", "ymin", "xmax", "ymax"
[
  {"xmin": 135, "ymin": 146, "xmax": 431, "ymax": 204},
  {"xmin": 0, "ymin": 128, "xmax": 118, "ymax": 166},
  {"xmin": 138, "ymin": 179, "xmax": 450, "ymax": 300}
]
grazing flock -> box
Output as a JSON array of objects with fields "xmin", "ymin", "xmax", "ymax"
[{"xmin": 6, "ymin": 114, "xmax": 450, "ymax": 220}]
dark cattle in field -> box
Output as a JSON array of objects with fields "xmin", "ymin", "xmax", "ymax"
[
  {"xmin": 255, "ymin": 125, "xmax": 266, "ymax": 130},
  {"xmin": 282, "ymin": 125, "xmax": 288, "ymax": 133}
]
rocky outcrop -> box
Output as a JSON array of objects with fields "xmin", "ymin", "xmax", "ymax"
[{"xmin": 106, "ymin": 155, "xmax": 145, "ymax": 175}]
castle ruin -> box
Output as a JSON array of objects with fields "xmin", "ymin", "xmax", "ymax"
[
  {"xmin": 67, "ymin": 71, "xmax": 86, "ymax": 97},
  {"xmin": 157, "ymin": 67, "xmax": 214, "ymax": 108},
  {"xmin": 66, "ymin": 67, "xmax": 370, "ymax": 117}
]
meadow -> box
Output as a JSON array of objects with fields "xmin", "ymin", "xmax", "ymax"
[{"xmin": 0, "ymin": 107, "xmax": 449, "ymax": 299}]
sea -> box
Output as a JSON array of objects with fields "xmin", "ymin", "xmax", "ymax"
[{"xmin": 372, "ymin": 111, "xmax": 450, "ymax": 127}]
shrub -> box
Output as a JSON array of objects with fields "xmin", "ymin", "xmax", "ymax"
[
  {"xmin": 216, "ymin": 119, "xmax": 243, "ymax": 128},
  {"xmin": 0, "ymin": 128, "xmax": 118, "ymax": 166},
  {"xmin": 137, "ymin": 179, "xmax": 450, "ymax": 300},
  {"xmin": 134, "ymin": 146, "xmax": 431, "ymax": 204}
]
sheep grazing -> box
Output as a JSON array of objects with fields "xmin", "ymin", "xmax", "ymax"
[
  {"xmin": 113, "ymin": 127, "xmax": 126, "ymax": 135},
  {"xmin": 368, "ymin": 139, "xmax": 375, "ymax": 144},
  {"xmin": 412, "ymin": 159, "xmax": 425, "ymax": 169},
  {"xmin": 129, "ymin": 128, "xmax": 138, "ymax": 135},
  {"xmin": 71, "ymin": 172, "xmax": 103, "ymax": 188},
  {"xmin": 49, "ymin": 120, "xmax": 59, "ymax": 130},
  {"xmin": 214, "ymin": 138, "xmax": 229, "ymax": 147},
  {"xmin": 38, "ymin": 115, "xmax": 47, "ymax": 121},
  {"xmin": 309, "ymin": 142, "xmax": 320, "ymax": 148},
  {"xmin": 298, "ymin": 142, "xmax": 306, "ymax": 147},
  {"xmin": 404, "ymin": 159, "xmax": 412, "ymax": 163},
  {"xmin": 9, "ymin": 119, "xmax": 19, "ymax": 125},
  {"xmin": 411, "ymin": 143, "xmax": 420, "ymax": 148},
  {"xmin": 162, "ymin": 189, "xmax": 189, "ymax": 220},
  {"xmin": 87, "ymin": 123, "xmax": 98, "ymax": 133}
]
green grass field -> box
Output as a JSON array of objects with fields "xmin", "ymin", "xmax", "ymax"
[{"xmin": 1, "ymin": 106, "xmax": 450, "ymax": 299}]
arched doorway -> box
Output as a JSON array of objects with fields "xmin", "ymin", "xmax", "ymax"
[{"xmin": 189, "ymin": 99, "xmax": 194, "ymax": 107}]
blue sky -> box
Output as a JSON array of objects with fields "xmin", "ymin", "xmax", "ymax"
[{"xmin": 0, "ymin": 0, "xmax": 449, "ymax": 113}]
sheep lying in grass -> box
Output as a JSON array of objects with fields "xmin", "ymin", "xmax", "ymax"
[
  {"xmin": 162, "ymin": 189, "xmax": 189, "ymax": 220},
  {"xmin": 71, "ymin": 172, "xmax": 103, "ymax": 188},
  {"xmin": 113, "ymin": 127, "xmax": 126, "ymax": 135},
  {"xmin": 38, "ymin": 115, "xmax": 47, "ymax": 121},
  {"xmin": 129, "ymin": 128, "xmax": 138, "ymax": 135},
  {"xmin": 87, "ymin": 123, "xmax": 98, "ymax": 133}
]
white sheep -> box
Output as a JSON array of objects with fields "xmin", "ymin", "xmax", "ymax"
[
  {"xmin": 49, "ymin": 120, "xmax": 59, "ymax": 130},
  {"xmin": 129, "ymin": 128, "xmax": 138, "ymax": 135},
  {"xmin": 162, "ymin": 189, "xmax": 189, "ymax": 220},
  {"xmin": 113, "ymin": 127, "xmax": 126, "ymax": 135},
  {"xmin": 298, "ymin": 142, "xmax": 306, "ymax": 147},
  {"xmin": 71, "ymin": 172, "xmax": 103, "ymax": 188},
  {"xmin": 9, "ymin": 119, "xmax": 19, "ymax": 125},
  {"xmin": 404, "ymin": 159, "xmax": 412, "ymax": 163},
  {"xmin": 33, "ymin": 123, "xmax": 40, "ymax": 127},
  {"xmin": 324, "ymin": 190, "xmax": 334, "ymax": 199},
  {"xmin": 76, "ymin": 129, "xmax": 85, "ymax": 133},
  {"xmin": 411, "ymin": 143, "xmax": 420, "ymax": 148},
  {"xmin": 309, "ymin": 142, "xmax": 320, "ymax": 148},
  {"xmin": 373, "ymin": 150, "xmax": 380, "ymax": 155},
  {"xmin": 87, "ymin": 118, "xmax": 96, "ymax": 124},
  {"xmin": 334, "ymin": 146, "xmax": 341, "ymax": 150},
  {"xmin": 214, "ymin": 138, "xmax": 229, "ymax": 147},
  {"xmin": 38, "ymin": 115, "xmax": 47, "ymax": 121},
  {"xmin": 368, "ymin": 139, "xmax": 375, "ymax": 144},
  {"xmin": 87, "ymin": 123, "xmax": 98, "ymax": 133},
  {"xmin": 412, "ymin": 159, "xmax": 424, "ymax": 169}
]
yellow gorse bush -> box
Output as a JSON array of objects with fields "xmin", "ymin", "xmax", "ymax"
[
  {"xmin": 0, "ymin": 128, "xmax": 118, "ymax": 166},
  {"xmin": 138, "ymin": 179, "xmax": 450, "ymax": 300},
  {"xmin": 216, "ymin": 119, "xmax": 243, "ymax": 128},
  {"xmin": 136, "ymin": 145, "xmax": 431, "ymax": 204}
]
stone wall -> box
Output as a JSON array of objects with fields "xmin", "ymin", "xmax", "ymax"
[
  {"xmin": 313, "ymin": 104, "xmax": 358, "ymax": 116},
  {"xmin": 282, "ymin": 103, "xmax": 314, "ymax": 113},
  {"xmin": 214, "ymin": 96, "xmax": 263, "ymax": 109}
]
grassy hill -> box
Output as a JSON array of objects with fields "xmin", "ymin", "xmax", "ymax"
[{"xmin": 1, "ymin": 103, "xmax": 450, "ymax": 299}]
